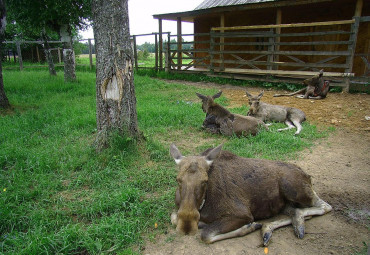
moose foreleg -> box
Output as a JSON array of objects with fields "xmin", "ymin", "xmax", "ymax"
[{"xmin": 201, "ymin": 217, "xmax": 261, "ymax": 244}]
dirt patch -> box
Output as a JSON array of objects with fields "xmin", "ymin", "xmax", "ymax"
[{"xmin": 144, "ymin": 81, "xmax": 370, "ymax": 255}]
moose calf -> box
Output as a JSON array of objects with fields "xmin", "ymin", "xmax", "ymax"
[
  {"xmin": 196, "ymin": 91, "xmax": 267, "ymax": 137},
  {"xmin": 170, "ymin": 144, "xmax": 332, "ymax": 245},
  {"xmin": 246, "ymin": 91, "xmax": 306, "ymax": 135},
  {"xmin": 273, "ymin": 70, "xmax": 329, "ymax": 99}
]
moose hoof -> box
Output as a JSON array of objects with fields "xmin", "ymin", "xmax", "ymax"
[
  {"xmin": 262, "ymin": 231, "xmax": 272, "ymax": 246},
  {"xmin": 294, "ymin": 226, "xmax": 305, "ymax": 239}
]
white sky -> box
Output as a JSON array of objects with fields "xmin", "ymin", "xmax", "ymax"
[{"xmin": 79, "ymin": 0, "xmax": 203, "ymax": 44}]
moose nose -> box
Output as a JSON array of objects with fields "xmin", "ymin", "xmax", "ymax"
[{"xmin": 176, "ymin": 210, "xmax": 200, "ymax": 235}]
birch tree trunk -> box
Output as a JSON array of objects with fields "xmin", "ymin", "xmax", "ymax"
[
  {"xmin": 41, "ymin": 32, "xmax": 57, "ymax": 76},
  {"xmin": 0, "ymin": 0, "xmax": 9, "ymax": 109},
  {"xmin": 92, "ymin": 0, "xmax": 140, "ymax": 150}
]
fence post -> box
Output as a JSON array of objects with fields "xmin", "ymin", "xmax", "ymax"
[
  {"xmin": 267, "ymin": 28, "xmax": 274, "ymax": 71},
  {"xmin": 58, "ymin": 47, "xmax": 62, "ymax": 63},
  {"xmin": 36, "ymin": 45, "xmax": 41, "ymax": 63},
  {"xmin": 177, "ymin": 17, "xmax": 182, "ymax": 70},
  {"xmin": 88, "ymin": 39, "xmax": 93, "ymax": 70},
  {"xmin": 166, "ymin": 32, "xmax": 171, "ymax": 71},
  {"xmin": 158, "ymin": 18, "xmax": 163, "ymax": 70},
  {"xmin": 16, "ymin": 41, "xmax": 23, "ymax": 71},
  {"xmin": 132, "ymin": 35, "xmax": 138, "ymax": 72},
  {"xmin": 344, "ymin": 16, "xmax": 360, "ymax": 92},
  {"xmin": 155, "ymin": 33, "xmax": 158, "ymax": 72}
]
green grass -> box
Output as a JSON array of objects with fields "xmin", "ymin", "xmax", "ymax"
[{"xmin": 0, "ymin": 69, "xmax": 331, "ymax": 254}]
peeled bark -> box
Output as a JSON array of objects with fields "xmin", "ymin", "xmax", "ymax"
[
  {"xmin": 42, "ymin": 32, "xmax": 57, "ymax": 76},
  {"xmin": 63, "ymin": 47, "xmax": 76, "ymax": 82},
  {"xmin": 92, "ymin": 0, "xmax": 140, "ymax": 150}
]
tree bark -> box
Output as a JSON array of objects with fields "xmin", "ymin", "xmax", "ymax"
[
  {"xmin": 61, "ymin": 25, "xmax": 76, "ymax": 82},
  {"xmin": 92, "ymin": 0, "xmax": 140, "ymax": 150},
  {"xmin": 0, "ymin": 0, "xmax": 10, "ymax": 109},
  {"xmin": 41, "ymin": 31, "xmax": 57, "ymax": 76}
]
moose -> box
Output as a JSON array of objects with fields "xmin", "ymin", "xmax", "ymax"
[
  {"xmin": 273, "ymin": 70, "xmax": 329, "ymax": 99},
  {"xmin": 246, "ymin": 91, "xmax": 306, "ymax": 135},
  {"xmin": 196, "ymin": 91, "xmax": 267, "ymax": 137},
  {"xmin": 170, "ymin": 144, "xmax": 332, "ymax": 245}
]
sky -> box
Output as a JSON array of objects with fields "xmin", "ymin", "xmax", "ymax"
[{"xmin": 79, "ymin": 0, "xmax": 203, "ymax": 44}]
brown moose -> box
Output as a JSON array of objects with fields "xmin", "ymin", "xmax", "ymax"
[
  {"xmin": 196, "ymin": 91, "xmax": 267, "ymax": 137},
  {"xmin": 246, "ymin": 91, "xmax": 306, "ymax": 135},
  {"xmin": 273, "ymin": 70, "xmax": 329, "ymax": 99},
  {"xmin": 170, "ymin": 144, "xmax": 332, "ymax": 245}
]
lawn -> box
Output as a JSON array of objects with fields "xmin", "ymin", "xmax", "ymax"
[{"xmin": 0, "ymin": 69, "xmax": 329, "ymax": 254}]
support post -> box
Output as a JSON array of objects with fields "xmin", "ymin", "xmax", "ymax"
[
  {"xmin": 88, "ymin": 39, "xmax": 93, "ymax": 70},
  {"xmin": 274, "ymin": 8, "xmax": 282, "ymax": 70},
  {"xmin": 267, "ymin": 28, "xmax": 274, "ymax": 70},
  {"xmin": 177, "ymin": 17, "xmax": 182, "ymax": 70},
  {"xmin": 155, "ymin": 33, "xmax": 158, "ymax": 72},
  {"xmin": 344, "ymin": 16, "xmax": 360, "ymax": 92},
  {"xmin": 220, "ymin": 13, "xmax": 225, "ymax": 71},
  {"xmin": 16, "ymin": 41, "xmax": 23, "ymax": 71},
  {"xmin": 210, "ymin": 30, "xmax": 215, "ymax": 74},
  {"xmin": 133, "ymin": 35, "xmax": 138, "ymax": 71},
  {"xmin": 58, "ymin": 47, "xmax": 62, "ymax": 63},
  {"xmin": 158, "ymin": 18, "xmax": 163, "ymax": 70},
  {"xmin": 166, "ymin": 32, "xmax": 171, "ymax": 72},
  {"xmin": 36, "ymin": 45, "xmax": 40, "ymax": 62}
]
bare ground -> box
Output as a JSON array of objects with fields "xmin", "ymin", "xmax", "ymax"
[{"xmin": 144, "ymin": 83, "xmax": 370, "ymax": 255}]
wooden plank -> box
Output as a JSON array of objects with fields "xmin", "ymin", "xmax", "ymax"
[
  {"xmin": 211, "ymin": 50, "xmax": 351, "ymax": 56},
  {"xmin": 213, "ymin": 30, "xmax": 352, "ymax": 38},
  {"xmin": 212, "ymin": 19, "xmax": 355, "ymax": 31},
  {"xmin": 212, "ymin": 59, "xmax": 348, "ymax": 69},
  {"xmin": 221, "ymin": 68, "xmax": 354, "ymax": 77}
]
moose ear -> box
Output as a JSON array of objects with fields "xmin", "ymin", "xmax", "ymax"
[
  {"xmin": 319, "ymin": 69, "xmax": 324, "ymax": 77},
  {"xmin": 246, "ymin": 91, "xmax": 253, "ymax": 99},
  {"xmin": 212, "ymin": 91, "xmax": 222, "ymax": 99},
  {"xmin": 196, "ymin": 93, "xmax": 207, "ymax": 101},
  {"xmin": 257, "ymin": 91, "xmax": 264, "ymax": 99},
  {"xmin": 170, "ymin": 144, "xmax": 184, "ymax": 165},
  {"xmin": 204, "ymin": 144, "xmax": 223, "ymax": 166}
]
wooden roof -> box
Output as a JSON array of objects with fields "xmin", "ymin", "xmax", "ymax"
[
  {"xmin": 153, "ymin": 0, "xmax": 333, "ymax": 22},
  {"xmin": 194, "ymin": 0, "xmax": 274, "ymax": 10}
]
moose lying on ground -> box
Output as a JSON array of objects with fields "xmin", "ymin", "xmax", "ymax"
[
  {"xmin": 196, "ymin": 91, "xmax": 267, "ymax": 137},
  {"xmin": 170, "ymin": 144, "xmax": 332, "ymax": 245},
  {"xmin": 273, "ymin": 70, "xmax": 329, "ymax": 99},
  {"xmin": 246, "ymin": 91, "xmax": 306, "ymax": 135}
]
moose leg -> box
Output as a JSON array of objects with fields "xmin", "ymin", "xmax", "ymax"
[
  {"xmin": 291, "ymin": 191, "xmax": 332, "ymax": 238},
  {"xmin": 292, "ymin": 119, "xmax": 303, "ymax": 135},
  {"xmin": 277, "ymin": 120, "xmax": 295, "ymax": 132},
  {"xmin": 201, "ymin": 217, "xmax": 261, "ymax": 244},
  {"xmin": 273, "ymin": 88, "xmax": 306, "ymax": 97}
]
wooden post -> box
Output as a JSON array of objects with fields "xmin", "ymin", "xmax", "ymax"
[
  {"xmin": 36, "ymin": 45, "xmax": 40, "ymax": 63},
  {"xmin": 345, "ymin": 17, "xmax": 360, "ymax": 92},
  {"xmin": 267, "ymin": 28, "xmax": 274, "ymax": 70},
  {"xmin": 210, "ymin": 30, "xmax": 215, "ymax": 74},
  {"xmin": 88, "ymin": 39, "xmax": 93, "ymax": 70},
  {"xmin": 177, "ymin": 17, "xmax": 182, "ymax": 70},
  {"xmin": 158, "ymin": 19, "xmax": 163, "ymax": 70},
  {"xmin": 16, "ymin": 41, "xmax": 23, "ymax": 71},
  {"xmin": 220, "ymin": 13, "xmax": 225, "ymax": 71},
  {"xmin": 274, "ymin": 8, "xmax": 282, "ymax": 70},
  {"xmin": 166, "ymin": 32, "xmax": 171, "ymax": 71},
  {"xmin": 155, "ymin": 33, "xmax": 158, "ymax": 72},
  {"xmin": 132, "ymin": 35, "xmax": 138, "ymax": 71},
  {"xmin": 354, "ymin": 0, "xmax": 363, "ymax": 17},
  {"xmin": 58, "ymin": 47, "xmax": 62, "ymax": 63}
]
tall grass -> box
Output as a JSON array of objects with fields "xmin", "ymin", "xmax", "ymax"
[{"xmin": 0, "ymin": 70, "xmax": 329, "ymax": 254}]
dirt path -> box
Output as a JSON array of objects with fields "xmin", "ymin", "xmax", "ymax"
[{"xmin": 144, "ymin": 83, "xmax": 370, "ymax": 255}]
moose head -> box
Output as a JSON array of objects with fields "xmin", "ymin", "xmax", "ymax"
[{"xmin": 170, "ymin": 143, "xmax": 223, "ymax": 235}]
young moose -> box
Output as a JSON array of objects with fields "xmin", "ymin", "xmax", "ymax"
[
  {"xmin": 273, "ymin": 70, "xmax": 329, "ymax": 99},
  {"xmin": 196, "ymin": 91, "xmax": 266, "ymax": 137},
  {"xmin": 170, "ymin": 144, "xmax": 332, "ymax": 245},
  {"xmin": 246, "ymin": 91, "xmax": 306, "ymax": 135}
]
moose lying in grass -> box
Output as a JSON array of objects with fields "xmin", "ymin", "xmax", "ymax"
[
  {"xmin": 273, "ymin": 70, "xmax": 329, "ymax": 99},
  {"xmin": 170, "ymin": 144, "xmax": 332, "ymax": 245},
  {"xmin": 196, "ymin": 91, "xmax": 267, "ymax": 137},
  {"xmin": 246, "ymin": 91, "xmax": 306, "ymax": 135}
]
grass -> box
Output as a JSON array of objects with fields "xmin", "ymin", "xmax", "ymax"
[{"xmin": 0, "ymin": 69, "xmax": 331, "ymax": 254}]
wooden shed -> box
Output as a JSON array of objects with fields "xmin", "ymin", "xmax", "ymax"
[{"xmin": 153, "ymin": 0, "xmax": 370, "ymax": 90}]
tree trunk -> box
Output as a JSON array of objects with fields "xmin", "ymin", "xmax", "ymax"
[
  {"xmin": 41, "ymin": 32, "xmax": 57, "ymax": 76},
  {"xmin": 92, "ymin": 0, "xmax": 140, "ymax": 150},
  {"xmin": 61, "ymin": 25, "xmax": 76, "ymax": 82},
  {"xmin": 0, "ymin": 0, "xmax": 10, "ymax": 109}
]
